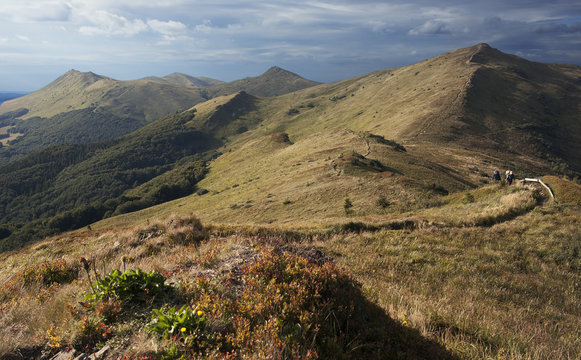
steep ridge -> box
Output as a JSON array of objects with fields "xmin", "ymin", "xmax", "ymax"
[
  {"xmin": 97, "ymin": 43, "xmax": 581, "ymax": 228},
  {"xmin": 221, "ymin": 44, "xmax": 579, "ymax": 176},
  {"xmin": 460, "ymin": 44, "xmax": 581, "ymax": 173}
]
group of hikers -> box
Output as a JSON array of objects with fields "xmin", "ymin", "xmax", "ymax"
[{"xmin": 492, "ymin": 169, "xmax": 515, "ymax": 185}]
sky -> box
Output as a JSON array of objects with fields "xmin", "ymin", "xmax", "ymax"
[{"xmin": 0, "ymin": 0, "xmax": 580, "ymax": 91}]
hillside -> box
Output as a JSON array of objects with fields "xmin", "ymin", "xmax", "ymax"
[
  {"xmin": 205, "ymin": 66, "xmax": 321, "ymax": 98},
  {"xmin": 0, "ymin": 92, "xmax": 266, "ymax": 250},
  {"xmin": 0, "ymin": 92, "xmax": 27, "ymax": 107},
  {"xmin": 1, "ymin": 44, "xmax": 580, "ymax": 250},
  {"xmin": 0, "ymin": 67, "xmax": 318, "ymax": 163},
  {"xmin": 0, "ymin": 43, "xmax": 580, "ymax": 359},
  {"xmin": 142, "ymin": 72, "xmax": 224, "ymax": 87},
  {"xmin": 0, "ymin": 178, "xmax": 579, "ymax": 359}
]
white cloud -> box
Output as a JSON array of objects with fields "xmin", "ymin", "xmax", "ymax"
[
  {"xmin": 78, "ymin": 10, "xmax": 147, "ymax": 36},
  {"xmin": 147, "ymin": 19, "xmax": 187, "ymax": 35},
  {"xmin": 195, "ymin": 20, "xmax": 214, "ymax": 33},
  {"xmin": 16, "ymin": 35, "xmax": 31, "ymax": 42},
  {"xmin": 409, "ymin": 20, "xmax": 451, "ymax": 35},
  {"xmin": 0, "ymin": 0, "xmax": 580, "ymax": 88},
  {"xmin": 0, "ymin": 1, "xmax": 71, "ymax": 22}
]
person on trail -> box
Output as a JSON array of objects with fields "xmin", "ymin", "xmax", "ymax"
[
  {"xmin": 492, "ymin": 170, "xmax": 501, "ymax": 183},
  {"xmin": 506, "ymin": 171, "xmax": 515, "ymax": 185}
]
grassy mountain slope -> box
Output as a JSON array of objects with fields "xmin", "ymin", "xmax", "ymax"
[
  {"xmin": 0, "ymin": 92, "xmax": 254, "ymax": 223},
  {"xmin": 142, "ymin": 72, "xmax": 224, "ymax": 87},
  {"xmin": 0, "ymin": 92, "xmax": 27, "ymax": 107},
  {"xmin": 0, "ymin": 44, "xmax": 580, "ymax": 359},
  {"xmin": 2, "ymin": 44, "xmax": 580, "ymax": 247},
  {"xmin": 0, "ymin": 68, "xmax": 318, "ymax": 164},
  {"xmin": 244, "ymin": 44, "xmax": 579, "ymax": 176},
  {"xmin": 101, "ymin": 43, "xmax": 577, "ymax": 230},
  {"xmin": 0, "ymin": 179, "xmax": 579, "ymax": 359},
  {"xmin": 461, "ymin": 44, "xmax": 581, "ymax": 174},
  {"xmin": 205, "ymin": 66, "xmax": 321, "ymax": 98},
  {"xmin": 0, "ymin": 70, "xmax": 206, "ymax": 122}
]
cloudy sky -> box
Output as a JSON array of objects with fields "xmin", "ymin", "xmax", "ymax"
[{"xmin": 0, "ymin": 0, "xmax": 580, "ymax": 91}]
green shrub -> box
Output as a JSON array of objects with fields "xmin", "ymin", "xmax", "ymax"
[
  {"xmin": 344, "ymin": 198, "xmax": 353, "ymax": 215},
  {"xmin": 166, "ymin": 214, "xmax": 207, "ymax": 246},
  {"xmin": 14, "ymin": 259, "xmax": 79, "ymax": 287},
  {"xmin": 149, "ymin": 305, "xmax": 207, "ymax": 340},
  {"xmin": 376, "ymin": 195, "xmax": 390, "ymax": 209},
  {"xmin": 72, "ymin": 316, "xmax": 113, "ymax": 350},
  {"xmin": 85, "ymin": 268, "xmax": 168, "ymax": 304},
  {"xmin": 463, "ymin": 191, "xmax": 475, "ymax": 204}
]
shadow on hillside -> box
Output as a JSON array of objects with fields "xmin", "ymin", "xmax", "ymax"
[
  {"xmin": 281, "ymin": 244, "xmax": 456, "ymax": 359},
  {"xmin": 347, "ymin": 289, "xmax": 457, "ymax": 360}
]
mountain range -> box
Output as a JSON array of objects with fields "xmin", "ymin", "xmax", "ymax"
[
  {"xmin": 0, "ymin": 43, "xmax": 580, "ymax": 248},
  {"xmin": 0, "ymin": 66, "xmax": 319, "ymax": 163},
  {"xmin": 0, "ymin": 43, "xmax": 580, "ymax": 360}
]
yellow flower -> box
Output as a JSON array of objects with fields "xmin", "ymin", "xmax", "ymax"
[
  {"xmin": 197, "ymin": 310, "xmax": 204, "ymax": 317},
  {"xmin": 180, "ymin": 327, "xmax": 186, "ymax": 333}
]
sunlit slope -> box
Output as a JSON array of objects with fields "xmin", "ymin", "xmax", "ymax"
[
  {"xmin": 94, "ymin": 44, "xmax": 581, "ymax": 228},
  {"xmin": 0, "ymin": 92, "xmax": 260, "ymax": 225},
  {"xmin": 0, "ymin": 67, "xmax": 319, "ymax": 164},
  {"xmin": 0, "ymin": 67, "xmax": 319, "ymax": 122},
  {"xmin": 205, "ymin": 66, "xmax": 321, "ymax": 98},
  {"xmin": 0, "ymin": 70, "xmax": 207, "ymax": 122},
  {"xmin": 95, "ymin": 128, "xmax": 476, "ymax": 229},
  {"xmin": 220, "ymin": 44, "xmax": 581, "ymax": 175},
  {"xmin": 142, "ymin": 72, "xmax": 224, "ymax": 87},
  {"xmin": 243, "ymin": 45, "xmax": 477, "ymax": 143}
]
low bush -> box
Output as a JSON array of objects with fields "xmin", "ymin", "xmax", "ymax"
[
  {"xmin": 85, "ymin": 268, "xmax": 168, "ymax": 304},
  {"xmin": 166, "ymin": 214, "xmax": 207, "ymax": 246},
  {"xmin": 3, "ymin": 258, "xmax": 79, "ymax": 290},
  {"xmin": 152, "ymin": 248, "xmax": 363, "ymax": 359}
]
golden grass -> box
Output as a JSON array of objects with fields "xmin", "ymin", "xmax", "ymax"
[
  {"xmin": 542, "ymin": 176, "xmax": 581, "ymax": 205},
  {"xmin": 315, "ymin": 205, "xmax": 581, "ymax": 359},
  {"xmin": 1, "ymin": 180, "xmax": 580, "ymax": 359},
  {"xmin": 418, "ymin": 184, "xmax": 540, "ymax": 227}
]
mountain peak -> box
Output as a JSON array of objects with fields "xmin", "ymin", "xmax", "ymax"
[
  {"xmin": 263, "ymin": 66, "xmax": 297, "ymax": 77},
  {"xmin": 52, "ymin": 69, "xmax": 107, "ymax": 88}
]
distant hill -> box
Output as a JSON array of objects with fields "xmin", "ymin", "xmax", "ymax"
[
  {"xmin": 0, "ymin": 92, "xmax": 27, "ymax": 106},
  {"xmin": 0, "ymin": 92, "xmax": 263, "ymax": 248},
  {"xmin": 142, "ymin": 72, "xmax": 224, "ymax": 87},
  {"xmin": 206, "ymin": 66, "xmax": 321, "ymax": 98},
  {"xmin": 0, "ymin": 67, "xmax": 319, "ymax": 163}
]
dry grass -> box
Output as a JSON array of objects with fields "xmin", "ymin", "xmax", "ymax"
[
  {"xmin": 315, "ymin": 204, "xmax": 581, "ymax": 359},
  {"xmin": 1, "ymin": 169, "xmax": 579, "ymax": 359},
  {"xmin": 417, "ymin": 184, "xmax": 541, "ymax": 227},
  {"xmin": 1, "ymin": 181, "xmax": 580, "ymax": 359}
]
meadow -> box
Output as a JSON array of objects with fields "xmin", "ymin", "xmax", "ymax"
[{"xmin": 0, "ymin": 177, "xmax": 579, "ymax": 359}]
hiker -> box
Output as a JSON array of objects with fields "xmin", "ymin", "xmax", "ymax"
[
  {"xmin": 506, "ymin": 171, "xmax": 515, "ymax": 185},
  {"xmin": 492, "ymin": 170, "xmax": 501, "ymax": 183}
]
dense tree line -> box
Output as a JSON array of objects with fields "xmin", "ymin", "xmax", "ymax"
[
  {"xmin": 0, "ymin": 159, "xmax": 209, "ymax": 252},
  {"xmin": 0, "ymin": 92, "xmax": 263, "ymax": 251},
  {"xmin": 0, "ymin": 108, "xmax": 223, "ymax": 251},
  {"xmin": 0, "ymin": 107, "xmax": 148, "ymax": 164}
]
